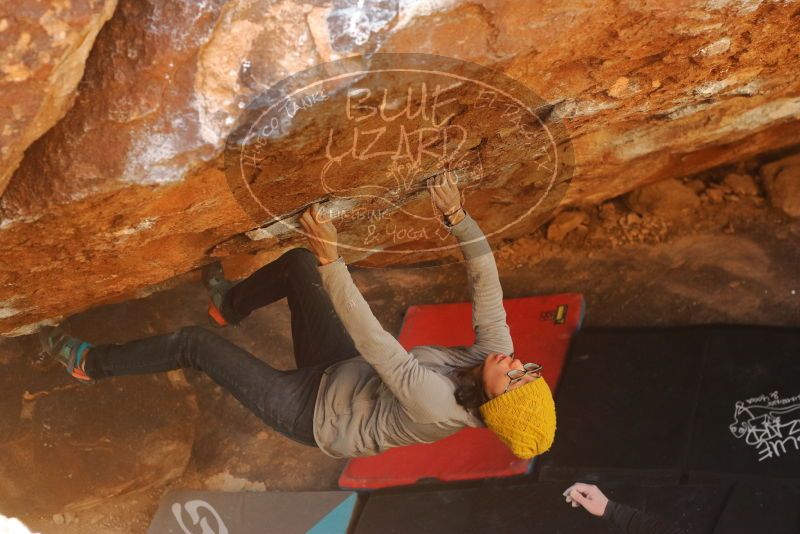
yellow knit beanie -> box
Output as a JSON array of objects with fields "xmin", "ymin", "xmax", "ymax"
[{"xmin": 479, "ymin": 377, "xmax": 556, "ymax": 459}]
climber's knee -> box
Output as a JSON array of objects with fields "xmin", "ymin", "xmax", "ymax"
[
  {"xmin": 281, "ymin": 247, "xmax": 317, "ymax": 268},
  {"xmin": 173, "ymin": 325, "xmax": 213, "ymax": 369}
]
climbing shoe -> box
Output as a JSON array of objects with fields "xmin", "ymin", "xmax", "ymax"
[
  {"xmin": 202, "ymin": 261, "xmax": 233, "ymax": 327},
  {"xmin": 37, "ymin": 326, "xmax": 95, "ymax": 384}
]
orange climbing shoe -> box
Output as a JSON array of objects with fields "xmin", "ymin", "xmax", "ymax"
[
  {"xmin": 202, "ymin": 261, "xmax": 233, "ymax": 327},
  {"xmin": 207, "ymin": 300, "xmax": 228, "ymax": 327}
]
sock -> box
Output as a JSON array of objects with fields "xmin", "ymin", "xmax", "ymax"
[
  {"xmin": 74, "ymin": 344, "xmax": 92, "ymax": 377},
  {"xmin": 79, "ymin": 349, "xmax": 89, "ymax": 372}
]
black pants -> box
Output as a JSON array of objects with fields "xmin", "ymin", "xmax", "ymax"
[{"xmin": 84, "ymin": 248, "xmax": 359, "ymax": 447}]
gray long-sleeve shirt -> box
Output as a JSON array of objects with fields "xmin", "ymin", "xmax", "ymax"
[{"xmin": 312, "ymin": 213, "xmax": 513, "ymax": 458}]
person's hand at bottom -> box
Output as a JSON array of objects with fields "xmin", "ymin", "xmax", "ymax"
[{"xmin": 563, "ymin": 483, "xmax": 609, "ymax": 517}]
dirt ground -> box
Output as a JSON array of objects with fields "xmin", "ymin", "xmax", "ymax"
[{"xmin": 1, "ymin": 164, "xmax": 798, "ymax": 533}]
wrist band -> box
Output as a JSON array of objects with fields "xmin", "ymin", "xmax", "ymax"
[{"xmin": 443, "ymin": 207, "xmax": 465, "ymax": 226}]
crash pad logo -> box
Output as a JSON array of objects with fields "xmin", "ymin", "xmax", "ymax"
[
  {"xmin": 224, "ymin": 53, "xmax": 574, "ymax": 262},
  {"xmin": 540, "ymin": 304, "xmax": 569, "ymax": 325},
  {"xmin": 729, "ymin": 390, "xmax": 800, "ymax": 462},
  {"xmin": 171, "ymin": 499, "xmax": 228, "ymax": 534}
]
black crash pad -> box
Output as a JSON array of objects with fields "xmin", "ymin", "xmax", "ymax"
[
  {"xmin": 712, "ymin": 478, "xmax": 800, "ymax": 534},
  {"xmin": 353, "ymin": 480, "xmax": 728, "ymax": 534},
  {"xmin": 688, "ymin": 328, "xmax": 800, "ymax": 476},
  {"xmin": 538, "ymin": 326, "xmax": 709, "ymax": 482},
  {"xmin": 538, "ymin": 326, "xmax": 800, "ymax": 483}
]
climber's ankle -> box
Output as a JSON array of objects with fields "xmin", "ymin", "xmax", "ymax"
[{"xmin": 79, "ymin": 349, "xmax": 90, "ymax": 373}]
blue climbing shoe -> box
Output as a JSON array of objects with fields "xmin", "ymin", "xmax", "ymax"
[{"xmin": 37, "ymin": 326, "xmax": 94, "ymax": 384}]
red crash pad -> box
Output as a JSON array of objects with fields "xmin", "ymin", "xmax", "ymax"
[{"xmin": 339, "ymin": 293, "xmax": 585, "ymax": 490}]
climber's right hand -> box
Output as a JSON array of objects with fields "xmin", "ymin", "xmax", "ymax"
[{"xmin": 299, "ymin": 204, "xmax": 339, "ymax": 265}]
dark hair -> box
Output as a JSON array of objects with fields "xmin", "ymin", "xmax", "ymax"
[{"xmin": 453, "ymin": 365, "xmax": 489, "ymax": 420}]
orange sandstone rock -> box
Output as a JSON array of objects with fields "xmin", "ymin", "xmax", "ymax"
[
  {"xmin": 0, "ymin": 0, "xmax": 117, "ymax": 195},
  {"xmin": 1, "ymin": 0, "xmax": 800, "ymax": 335}
]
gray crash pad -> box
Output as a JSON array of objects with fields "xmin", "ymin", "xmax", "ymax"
[{"xmin": 147, "ymin": 489, "xmax": 358, "ymax": 534}]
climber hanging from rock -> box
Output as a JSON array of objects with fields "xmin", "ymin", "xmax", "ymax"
[{"xmin": 37, "ymin": 171, "xmax": 556, "ymax": 459}]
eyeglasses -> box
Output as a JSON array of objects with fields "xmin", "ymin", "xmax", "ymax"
[{"xmin": 503, "ymin": 356, "xmax": 543, "ymax": 395}]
